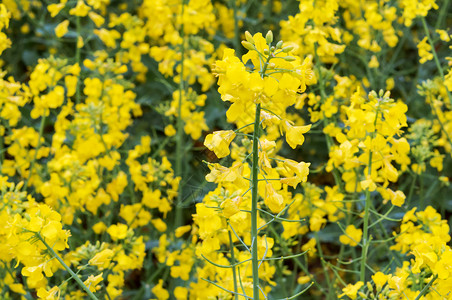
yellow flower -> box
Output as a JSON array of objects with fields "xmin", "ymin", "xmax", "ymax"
[
  {"xmin": 368, "ymin": 55, "xmax": 379, "ymax": 68},
  {"xmin": 297, "ymin": 275, "xmax": 311, "ymax": 285},
  {"xmin": 55, "ymin": 20, "xmax": 69, "ymax": 38},
  {"xmin": 152, "ymin": 218, "xmax": 168, "ymax": 232},
  {"xmin": 284, "ymin": 121, "xmax": 311, "ymax": 149},
  {"xmin": 164, "ymin": 124, "xmax": 176, "ymax": 137},
  {"xmin": 37, "ymin": 286, "xmax": 60, "ymax": 300},
  {"xmin": 48, "ymin": 3, "xmax": 65, "ymax": 18},
  {"xmin": 204, "ymin": 130, "xmax": 236, "ymax": 158},
  {"xmin": 372, "ymin": 272, "xmax": 388, "ymax": 291},
  {"xmin": 280, "ymin": 159, "xmax": 310, "ymax": 188},
  {"xmin": 417, "ymin": 37, "xmax": 433, "ymax": 64},
  {"xmin": 390, "ymin": 190, "xmax": 406, "ymax": 207},
  {"xmin": 339, "ymin": 225, "xmax": 363, "ymax": 247},
  {"xmin": 339, "ymin": 281, "xmax": 364, "ymax": 299},
  {"xmin": 88, "ymin": 11, "xmax": 104, "ymax": 27},
  {"xmin": 360, "ymin": 175, "xmax": 376, "ymax": 192},
  {"xmin": 69, "ymin": 0, "xmax": 90, "ymax": 17},
  {"xmin": 174, "ymin": 286, "xmax": 188, "ymax": 300},
  {"xmin": 89, "ymin": 249, "xmax": 114, "ymax": 269},
  {"xmin": 309, "ymin": 210, "xmax": 327, "ymax": 232},
  {"xmin": 301, "ymin": 238, "xmax": 317, "ymax": 258},
  {"xmin": 152, "ymin": 279, "xmax": 169, "ymax": 300},
  {"xmin": 107, "ymin": 223, "xmax": 128, "ymax": 241},
  {"xmin": 92, "ymin": 222, "xmax": 107, "ymax": 234},
  {"xmin": 220, "ymin": 196, "xmax": 242, "ymax": 218},
  {"xmin": 83, "ymin": 273, "xmax": 103, "ymax": 292},
  {"xmin": 175, "ymin": 225, "xmax": 191, "ymax": 237},
  {"xmin": 265, "ymin": 183, "xmax": 284, "ymax": 213}
]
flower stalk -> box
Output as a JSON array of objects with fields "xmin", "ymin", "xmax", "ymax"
[
  {"xmin": 36, "ymin": 233, "xmax": 99, "ymax": 300},
  {"xmin": 251, "ymin": 102, "xmax": 261, "ymax": 300}
]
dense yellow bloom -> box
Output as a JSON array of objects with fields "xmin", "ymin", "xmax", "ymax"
[
  {"xmin": 0, "ymin": 0, "xmax": 451, "ymax": 298},
  {"xmin": 400, "ymin": 0, "xmax": 438, "ymax": 27},
  {"xmin": 417, "ymin": 37, "xmax": 433, "ymax": 64}
]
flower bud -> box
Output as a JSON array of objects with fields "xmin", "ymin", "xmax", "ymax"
[
  {"xmin": 241, "ymin": 41, "xmax": 255, "ymax": 51},
  {"xmin": 284, "ymin": 56, "xmax": 296, "ymax": 61},
  {"xmin": 245, "ymin": 31, "xmax": 254, "ymax": 44},
  {"xmin": 282, "ymin": 46, "xmax": 294, "ymax": 53},
  {"xmin": 265, "ymin": 30, "xmax": 273, "ymax": 44},
  {"xmin": 276, "ymin": 40, "xmax": 283, "ymax": 49}
]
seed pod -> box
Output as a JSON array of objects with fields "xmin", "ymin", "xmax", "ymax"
[
  {"xmin": 241, "ymin": 41, "xmax": 255, "ymax": 51},
  {"xmin": 265, "ymin": 30, "xmax": 273, "ymax": 44}
]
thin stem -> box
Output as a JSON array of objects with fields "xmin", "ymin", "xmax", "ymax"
[
  {"xmin": 230, "ymin": 0, "xmax": 241, "ymax": 57},
  {"xmin": 414, "ymin": 275, "xmax": 438, "ymax": 300},
  {"xmin": 175, "ymin": 0, "xmax": 186, "ymax": 229},
  {"xmin": 314, "ymin": 231, "xmax": 334, "ymax": 299},
  {"xmin": 435, "ymin": 0, "xmax": 450, "ymax": 29},
  {"xmin": 201, "ymin": 278, "xmax": 252, "ymax": 299},
  {"xmin": 36, "ymin": 233, "xmax": 99, "ymax": 300},
  {"xmin": 251, "ymin": 102, "xmax": 261, "ymax": 300},
  {"xmin": 248, "ymin": 44, "xmax": 274, "ymax": 300},
  {"xmin": 75, "ymin": 16, "xmax": 81, "ymax": 105},
  {"xmin": 229, "ymin": 229, "xmax": 239, "ymax": 300},
  {"xmin": 268, "ymin": 226, "xmax": 326, "ymax": 295},
  {"xmin": 421, "ymin": 17, "xmax": 452, "ymax": 106},
  {"xmin": 360, "ymin": 109, "xmax": 379, "ymax": 282}
]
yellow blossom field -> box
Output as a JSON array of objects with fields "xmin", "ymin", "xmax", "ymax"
[{"xmin": 1, "ymin": 0, "xmax": 452, "ymax": 299}]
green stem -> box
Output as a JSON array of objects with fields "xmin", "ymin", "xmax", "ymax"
[
  {"xmin": 268, "ymin": 227, "xmax": 325, "ymax": 296},
  {"xmin": 359, "ymin": 188, "xmax": 371, "ymax": 282},
  {"xmin": 75, "ymin": 16, "xmax": 81, "ymax": 105},
  {"xmin": 24, "ymin": 115, "xmax": 46, "ymax": 188},
  {"xmin": 435, "ymin": 0, "xmax": 450, "ymax": 29},
  {"xmin": 248, "ymin": 43, "xmax": 274, "ymax": 300},
  {"xmin": 230, "ymin": 0, "xmax": 241, "ymax": 56},
  {"xmin": 175, "ymin": 0, "xmax": 186, "ymax": 229},
  {"xmin": 414, "ymin": 275, "xmax": 437, "ymax": 300},
  {"xmin": 313, "ymin": 231, "xmax": 334, "ymax": 300},
  {"xmin": 430, "ymin": 102, "xmax": 452, "ymax": 150},
  {"xmin": 251, "ymin": 102, "xmax": 261, "ymax": 300},
  {"xmin": 406, "ymin": 173, "xmax": 417, "ymax": 207},
  {"xmin": 36, "ymin": 234, "xmax": 99, "ymax": 300},
  {"xmin": 421, "ymin": 17, "xmax": 452, "ymax": 106},
  {"xmin": 0, "ymin": 130, "xmax": 4, "ymax": 169},
  {"xmin": 228, "ymin": 228, "xmax": 239, "ymax": 300},
  {"xmin": 360, "ymin": 110, "xmax": 379, "ymax": 282}
]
